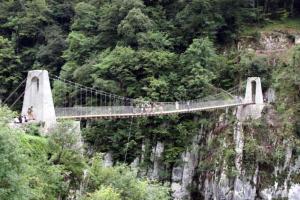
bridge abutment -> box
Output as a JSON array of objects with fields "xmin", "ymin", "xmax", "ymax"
[{"xmin": 22, "ymin": 70, "xmax": 56, "ymax": 132}]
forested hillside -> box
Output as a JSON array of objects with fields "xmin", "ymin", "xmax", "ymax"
[
  {"xmin": 1, "ymin": 0, "xmax": 300, "ymax": 199},
  {"xmin": 1, "ymin": 0, "xmax": 299, "ymax": 102}
]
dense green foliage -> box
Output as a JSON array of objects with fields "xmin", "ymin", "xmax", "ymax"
[
  {"xmin": 0, "ymin": 106, "xmax": 170, "ymax": 199},
  {"xmin": 84, "ymin": 155, "xmax": 170, "ymax": 200},
  {"xmin": 0, "ymin": 107, "xmax": 65, "ymax": 200},
  {"xmin": 1, "ymin": 0, "xmax": 299, "ymax": 103}
]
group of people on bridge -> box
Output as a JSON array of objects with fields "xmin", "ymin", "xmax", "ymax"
[
  {"xmin": 133, "ymin": 101, "xmax": 189, "ymax": 114},
  {"xmin": 136, "ymin": 102, "xmax": 164, "ymax": 113}
]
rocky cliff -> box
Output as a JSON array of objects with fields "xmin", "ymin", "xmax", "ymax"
[{"xmin": 123, "ymin": 104, "xmax": 300, "ymax": 200}]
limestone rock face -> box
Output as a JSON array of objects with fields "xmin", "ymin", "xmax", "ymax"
[
  {"xmin": 130, "ymin": 157, "xmax": 140, "ymax": 168},
  {"xmin": 201, "ymin": 170, "xmax": 233, "ymax": 200},
  {"xmin": 167, "ymin": 106, "xmax": 300, "ymax": 200},
  {"xmin": 294, "ymin": 35, "xmax": 300, "ymax": 45},
  {"xmin": 289, "ymin": 184, "xmax": 300, "ymax": 200},
  {"xmin": 172, "ymin": 166, "xmax": 183, "ymax": 182},
  {"xmin": 125, "ymin": 88, "xmax": 298, "ymax": 200},
  {"xmin": 265, "ymin": 88, "xmax": 276, "ymax": 103},
  {"xmin": 238, "ymin": 31, "xmax": 294, "ymax": 54},
  {"xmin": 103, "ymin": 152, "xmax": 113, "ymax": 167},
  {"xmin": 263, "ymin": 105, "xmax": 280, "ymax": 128},
  {"xmin": 71, "ymin": 121, "xmax": 84, "ymax": 154},
  {"xmin": 260, "ymin": 32, "xmax": 291, "ymax": 51},
  {"xmin": 148, "ymin": 141, "xmax": 164, "ymax": 180},
  {"xmin": 171, "ymin": 134, "xmax": 201, "ymax": 200},
  {"xmin": 260, "ymin": 152, "xmax": 300, "ymax": 200}
]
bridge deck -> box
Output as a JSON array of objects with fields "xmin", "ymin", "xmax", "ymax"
[{"xmin": 55, "ymin": 100, "xmax": 251, "ymax": 120}]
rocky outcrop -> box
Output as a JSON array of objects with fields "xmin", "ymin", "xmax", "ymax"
[
  {"xmin": 264, "ymin": 88, "xmax": 276, "ymax": 104},
  {"xmin": 145, "ymin": 103, "xmax": 300, "ymax": 200},
  {"xmin": 148, "ymin": 141, "xmax": 164, "ymax": 180},
  {"xmin": 101, "ymin": 93, "xmax": 299, "ymax": 200},
  {"xmin": 103, "ymin": 152, "xmax": 113, "ymax": 167},
  {"xmin": 295, "ymin": 35, "xmax": 300, "ymax": 44},
  {"xmin": 260, "ymin": 149, "xmax": 300, "ymax": 200},
  {"xmin": 238, "ymin": 31, "xmax": 294, "ymax": 55},
  {"xmin": 171, "ymin": 133, "xmax": 201, "ymax": 200}
]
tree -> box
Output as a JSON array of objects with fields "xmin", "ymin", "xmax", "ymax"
[
  {"xmin": 63, "ymin": 32, "xmax": 94, "ymax": 65},
  {"xmin": 174, "ymin": 0, "xmax": 219, "ymax": 48},
  {"xmin": 35, "ymin": 25, "xmax": 67, "ymax": 74},
  {"xmin": 0, "ymin": 36, "xmax": 21, "ymax": 104},
  {"xmin": 0, "ymin": 107, "xmax": 63, "ymax": 200},
  {"xmin": 137, "ymin": 31, "xmax": 172, "ymax": 50},
  {"xmin": 215, "ymin": 0, "xmax": 256, "ymax": 44},
  {"xmin": 85, "ymin": 155, "xmax": 170, "ymax": 200},
  {"xmin": 274, "ymin": 46, "xmax": 300, "ymax": 125},
  {"xmin": 0, "ymin": 106, "xmax": 67, "ymax": 200},
  {"xmin": 48, "ymin": 121, "xmax": 86, "ymax": 182},
  {"xmin": 118, "ymin": 8, "xmax": 153, "ymax": 46},
  {"xmin": 0, "ymin": 0, "xmax": 73, "ymax": 101},
  {"xmin": 93, "ymin": 46, "xmax": 139, "ymax": 96},
  {"xmin": 180, "ymin": 38, "xmax": 218, "ymax": 98},
  {"xmin": 0, "ymin": 120, "xmax": 31, "ymax": 200},
  {"xmin": 85, "ymin": 186, "xmax": 121, "ymax": 200},
  {"xmin": 72, "ymin": 2, "xmax": 98, "ymax": 33}
]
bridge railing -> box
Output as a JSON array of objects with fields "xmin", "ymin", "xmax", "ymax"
[{"xmin": 55, "ymin": 98, "xmax": 244, "ymax": 117}]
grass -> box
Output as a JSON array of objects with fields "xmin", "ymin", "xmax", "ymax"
[{"xmin": 242, "ymin": 17, "xmax": 300, "ymax": 36}]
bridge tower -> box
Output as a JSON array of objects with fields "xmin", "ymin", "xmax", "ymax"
[
  {"xmin": 237, "ymin": 77, "xmax": 265, "ymax": 120},
  {"xmin": 22, "ymin": 70, "xmax": 56, "ymax": 131}
]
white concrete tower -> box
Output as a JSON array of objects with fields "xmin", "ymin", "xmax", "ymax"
[
  {"xmin": 237, "ymin": 77, "xmax": 265, "ymax": 120},
  {"xmin": 244, "ymin": 77, "xmax": 264, "ymax": 104},
  {"xmin": 22, "ymin": 70, "xmax": 56, "ymax": 130}
]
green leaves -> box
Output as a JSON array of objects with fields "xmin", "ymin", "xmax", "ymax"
[
  {"xmin": 86, "ymin": 186, "xmax": 121, "ymax": 200},
  {"xmin": 72, "ymin": 2, "xmax": 98, "ymax": 33},
  {"xmin": 144, "ymin": 77, "xmax": 169, "ymax": 101},
  {"xmin": 85, "ymin": 154, "xmax": 170, "ymax": 200},
  {"xmin": 0, "ymin": 126, "xmax": 30, "ymax": 200},
  {"xmin": 64, "ymin": 32, "xmax": 94, "ymax": 64},
  {"xmin": 91, "ymin": 46, "xmax": 178, "ymax": 100},
  {"xmin": 93, "ymin": 46, "xmax": 138, "ymax": 94},
  {"xmin": 118, "ymin": 8, "xmax": 153, "ymax": 46},
  {"xmin": 48, "ymin": 121, "xmax": 86, "ymax": 179},
  {"xmin": 180, "ymin": 38, "xmax": 218, "ymax": 98},
  {"xmin": 0, "ymin": 106, "xmax": 65, "ymax": 200},
  {"xmin": 0, "ymin": 36, "xmax": 21, "ymax": 101},
  {"xmin": 0, "ymin": 106, "xmax": 171, "ymax": 200},
  {"xmin": 137, "ymin": 31, "xmax": 172, "ymax": 50}
]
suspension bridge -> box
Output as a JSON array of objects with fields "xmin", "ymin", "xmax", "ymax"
[{"xmin": 3, "ymin": 70, "xmax": 264, "ymax": 128}]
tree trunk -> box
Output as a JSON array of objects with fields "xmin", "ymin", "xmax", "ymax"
[
  {"xmin": 290, "ymin": 0, "xmax": 295, "ymax": 16},
  {"xmin": 284, "ymin": 1, "xmax": 287, "ymax": 11},
  {"xmin": 264, "ymin": 0, "xmax": 269, "ymax": 14}
]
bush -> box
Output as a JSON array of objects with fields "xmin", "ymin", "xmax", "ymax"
[
  {"xmin": 48, "ymin": 121, "xmax": 86, "ymax": 180},
  {"xmin": 86, "ymin": 154, "xmax": 170, "ymax": 200},
  {"xmin": 86, "ymin": 186, "xmax": 121, "ymax": 200}
]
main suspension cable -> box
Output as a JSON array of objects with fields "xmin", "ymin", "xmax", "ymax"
[{"xmin": 3, "ymin": 78, "xmax": 27, "ymax": 104}]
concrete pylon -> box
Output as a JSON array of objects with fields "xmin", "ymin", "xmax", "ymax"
[
  {"xmin": 244, "ymin": 77, "xmax": 264, "ymax": 104},
  {"xmin": 22, "ymin": 70, "xmax": 56, "ymax": 131},
  {"xmin": 237, "ymin": 77, "xmax": 265, "ymax": 120}
]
